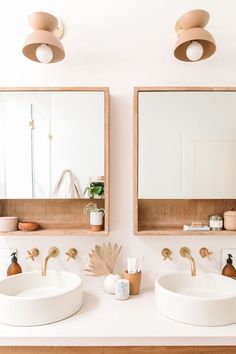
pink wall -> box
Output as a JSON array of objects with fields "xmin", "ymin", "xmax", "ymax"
[{"xmin": 0, "ymin": 0, "xmax": 236, "ymax": 286}]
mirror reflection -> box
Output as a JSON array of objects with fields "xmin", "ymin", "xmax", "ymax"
[
  {"xmin": 138, "ymin": 91, "xmax": 236, "ymax": 199},
  {"xmin": 0, "ymin": 91, "xmax": 104, "ymax": 199}
]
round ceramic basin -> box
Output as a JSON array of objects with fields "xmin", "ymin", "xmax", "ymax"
[
  {"xmin": 0, "ymin": 271, "xmax": 83, "ymax": 326},
  {"xmin": 155, "ymin": 272, "xmax": 236, "ymax": 326}
]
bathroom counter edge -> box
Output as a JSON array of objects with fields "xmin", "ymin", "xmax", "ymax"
[{"xmin": 0, "ymin": 288, "xmax": 235, "ymax": 346}]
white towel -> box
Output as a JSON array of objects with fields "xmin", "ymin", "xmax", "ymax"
[{"xmin": 53, "ymin": 169, "xmax": 81, "ymax": 198}]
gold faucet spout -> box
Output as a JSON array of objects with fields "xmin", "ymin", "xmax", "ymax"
[
  {"xmin": 185, "ymin": 254, "xmax": 196, "ymax": 277},
  {"xmin": 42, "ymin": 254, "xmax": 51, "ymax": 276},
  {"xmin": 180, "ymin": 247, "xmax": 196, "ymax": 277},
  {"xmin": 42, "ymin": 247, "xmax": 59, "ymax": 276}
]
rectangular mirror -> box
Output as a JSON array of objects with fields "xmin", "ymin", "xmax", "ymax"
[
  {"xmin": 0, "ymin": 87, "xmax": 110, "ymax": 236},
  {"xmin": 134, "ymin": 87, "xmax": 236, "ymax": 235},
  {"xmin": 0, "ymin": 88, "xmax": 107, "ymax": 199}
]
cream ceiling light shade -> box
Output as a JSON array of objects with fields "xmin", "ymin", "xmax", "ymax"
[
  {"xmin": 22, "ymin": 12, "xmax": 65, "ymax": 64},
  {"xmin": 174, "ymin": 9, "xmax": 216, "ymax": 62}
]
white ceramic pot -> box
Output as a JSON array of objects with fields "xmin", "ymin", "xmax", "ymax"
[
  {"xmin": 104, "ymin": 274, "xmax": 121, "ymax": 294},
  {"xmin": 0, "ymin": 217, "xmax": 18, "ymax": 232},
  {"xmin": 90, "ymin": 211, "xmax": 104, "ymax": 231}
]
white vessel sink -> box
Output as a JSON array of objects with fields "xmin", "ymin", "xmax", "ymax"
[
  {"xmin": 0, "ymin": 271, "xmax": 83, "ymax": 326},
  {"xmin": 155, "ymin": 272, "xmax": 236, "ymax": 326}
]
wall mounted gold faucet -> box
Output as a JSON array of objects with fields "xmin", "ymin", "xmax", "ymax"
[
  {"xmin": 199, "ymin": 247, "xmax": 213, "ymax": 260},
  {"xmin": 161, "ymin": 248, "xmax": 172, "ymax": 261},
  {"xmin": 66, "ymin": 248, "xmax": 78, "ymax": 261},
  {"xmin": 42, "ymin": 247, "xmax": 59, "ymax": 276},
  {"xmin": 180, "ymin": 247, "xmax": 196, "ymax": 276},
  {"xmin": 26, "ymin": 248, "xmax": 39, "ymax": 261}
]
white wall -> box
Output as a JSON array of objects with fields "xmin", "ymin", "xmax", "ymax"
[{"xmin": 0, "ymin": 0, "xmax": 236, "ymax": 287}]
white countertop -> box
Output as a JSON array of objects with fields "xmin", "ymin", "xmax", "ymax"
[{"xmin": 0, "ymin": 287, "xmax": 236, "ymax": 346}]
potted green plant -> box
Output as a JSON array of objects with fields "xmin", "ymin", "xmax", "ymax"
[
  {"xmin": 84, "ymin": 203, "xmax": 104, "ymax": 231},
  {"xmin": 84, "ymin": 181, "xmax": 104, "ymax": 199}
]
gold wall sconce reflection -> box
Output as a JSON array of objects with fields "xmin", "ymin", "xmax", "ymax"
[
  {"xmin": 174, "ymin": 9, "xmax": 216, "ymax": 62},
  {"xmin": 22, "ymin": 11, "xmax": 65, "ymax": 64}
]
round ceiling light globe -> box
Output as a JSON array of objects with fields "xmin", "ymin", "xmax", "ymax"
[
  {"xmin": 36, "ymin": 44, "xmax": 53, "ymax": 64},
  {"xmin": 186, "ymin": 41, "xmax": 204, "ymax": 61}
]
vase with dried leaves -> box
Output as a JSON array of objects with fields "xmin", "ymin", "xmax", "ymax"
[{"xmin": 85, "ymin": 243, "xmax": 122, "ymax": 294}]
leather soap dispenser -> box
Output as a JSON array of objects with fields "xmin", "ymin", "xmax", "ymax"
[
  {"xmin": 7, "ymin": 252, "xmax": 22, "ymax": 276},
  {"xmin": 222, "ymin": 254, "xmax": 236, "ymax": 278}
]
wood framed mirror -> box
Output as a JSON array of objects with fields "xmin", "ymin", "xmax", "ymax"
[
  {"xmin": 134, "ymin": 87, "xmax": 236, "ymax": 235},
  {"xmin": 0, "ymin": 87, "xmax": 110, "ymax": 236}
]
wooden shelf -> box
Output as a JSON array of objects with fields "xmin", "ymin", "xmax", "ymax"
[
  {"xmin": 0, "ymin": 198, "xmax": 109, "ymax": 236},
  {"xmin": 0, "ymin": 228, "xmax": 108, "ymax": 236},
  {"xmin": 134, "ymin": 199, "xmax": 236, "ymax": 236},
  {"xmin": 135, "ymin": 228, "xmax": 236, "ymax": 236}
]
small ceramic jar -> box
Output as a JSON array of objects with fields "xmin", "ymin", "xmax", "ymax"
[
  {"xmin": 0, "ymin": 216, "xmax": 18, "ymax": 232},
  {"xmin": 224, "ymin": 211, "xmax": 236, "ymax": 231}
]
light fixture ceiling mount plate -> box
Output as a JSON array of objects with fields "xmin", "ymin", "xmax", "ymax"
[{"xmin": 175, "ymin": 9, "xmax": 209, "ymax": 34}]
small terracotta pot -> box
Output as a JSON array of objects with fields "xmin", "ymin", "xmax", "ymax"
[{"xmin": 123, "ymin": 271, "xmax": 142, "ymax": 295}]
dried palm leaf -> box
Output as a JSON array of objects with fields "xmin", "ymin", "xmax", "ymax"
[{"xmin": 84, "ymin": 243, "xmax": 122, "ymax": 276}]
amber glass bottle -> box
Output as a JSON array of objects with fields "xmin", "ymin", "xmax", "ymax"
[
  {"xmin": 222, "ymin": 254, "xmax": 236, "ymax": 278},
  {"xmin": 7, "ymin": 252, "xmax": 22, "ymax": 276}
]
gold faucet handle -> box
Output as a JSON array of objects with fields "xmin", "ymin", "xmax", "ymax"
[
  {"xmin": 48, "ymin": 247, "xmax": 59, "ymax": 257},
  {"xmin": 26, "ymin": 248, "xmax": 39, "ymax": 261},
  {"xmin": 199, "ymin": 247, "xmax": 213, "ymax": 260},
  {"xmin": 161, "ymin": 248, "xmax": 172, "ymax": 261},
  {"xmin": 66, "ymin": 248, "xmax": 78, "ymax": 262},
  {"xmin": 180, "ymin": 246, "xmax": 192, "ymax": 257}
]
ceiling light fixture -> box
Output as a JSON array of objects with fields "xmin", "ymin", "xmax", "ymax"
[
  {"xmin": 22, "ymin": 12, "xmax": 65, "ymax": 64},
  {"xmin": 174, "ymin": 9, "xmax": 216, "ymax": 62}
]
